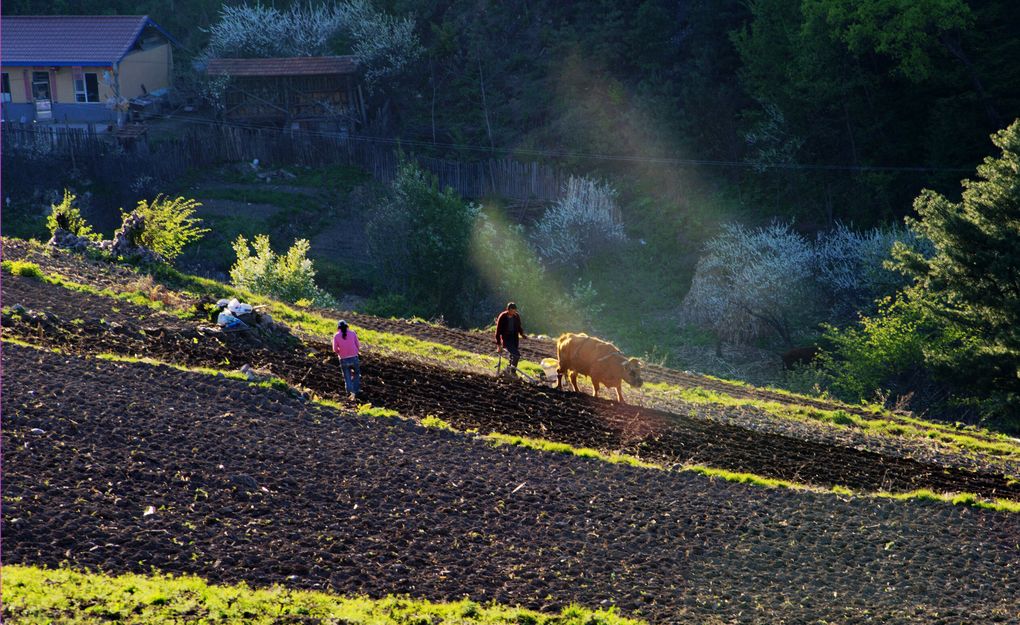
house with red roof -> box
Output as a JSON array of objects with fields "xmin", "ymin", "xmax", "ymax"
[
  {"xmin": 205, "ymin": 55, "xmax": 362, "ymax": 129},
  {"xmin": 1, "ymin": 15, "xmax": 178, "ymax": 123}
]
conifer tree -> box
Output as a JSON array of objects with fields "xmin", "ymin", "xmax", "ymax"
[{"xmin": 894, "ymin": 119, "xmax": 1020, "ymax": 417}]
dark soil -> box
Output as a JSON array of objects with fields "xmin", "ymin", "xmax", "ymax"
[
  {"xmin": 3, "ymin": 344, "xmax": 1019, "ymax": 625},
  {"xmin": 4, "ymin": 273, "xmax": 1018, "ymax": 501},
  {"xmin": 1, "ymin": 240, "xmax": 974, "ymax": 434}
]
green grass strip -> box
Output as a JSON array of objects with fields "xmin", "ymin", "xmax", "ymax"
[
  {"xmin": 2, "ymin": 565, "xmax": 644, "ymax": 625},
  {"xmin": 4, "ymin": 256, "xmax": 546, "ymax": 379},
  {"xmin": 643, "ymin": 382, "xmax": 1020, "ymax": 462},
  {"xmin": 7, "ymin": 339, "xmax": 1020, "ymax": 513},
  {"xmin": 484, "ymin": 432, "xmax": 659, "ymax": 469}
]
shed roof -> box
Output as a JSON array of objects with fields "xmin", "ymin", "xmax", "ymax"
[
  {"xmin": 206, "ymin": 56, "xmax": 358, "ymax": 77},
  {"xmin": 1, "ymin": 15, "xmax": 178, "ymax": 67}
]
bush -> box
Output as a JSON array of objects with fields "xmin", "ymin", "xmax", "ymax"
[
  {"xmin": 365, "ymin": 162, "xmax": 480, "ymax": 324},
  {"xmin": 2, "ymin": 260, "xmax": 44, "ymax": 279},
  {"xmin": 531, "ymin": 176, "xmax": 626, "ymax": 269},
  {"xmin": 816, "ymin": 295, "xmax": 931, "ymax": 402},
  {"xmin": 681, "ymin": 222, "xmax": 817, "ymax": 348},
  {"xmin": 46, "ymin": 190, "xmax": 99, "ymax": 241},
  {"xmin": 812, "ymin": 291, "xmax": 981, "ymax": 413},
  {"xmin": 127, "ymin": 195, "xmax": 209, "ymax": 261},
  {"xmin": 230, "ymin": 235, "xmax": 337, "ymax": 306}
]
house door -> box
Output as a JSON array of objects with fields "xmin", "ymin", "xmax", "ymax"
[{"xmin": 31, "ymin": 71, "xmax": 51, "ymax": 101}]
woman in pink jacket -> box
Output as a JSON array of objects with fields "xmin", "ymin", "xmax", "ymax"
[{"xmin": 332, "ymin": 320, "xmax": 361, "ymax": 400}]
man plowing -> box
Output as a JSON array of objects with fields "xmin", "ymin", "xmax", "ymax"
[{"xmin": 494, "ymin": 302, "xmax": 528, "ymax": 377}]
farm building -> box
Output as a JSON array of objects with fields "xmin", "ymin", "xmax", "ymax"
[
  {"xmin": 205, "ymin": 56, "xmax": 363, "ymax": 130},
  {"xmin": 0, "ymin": 15, "xmax": 178, "ymax": 123}
]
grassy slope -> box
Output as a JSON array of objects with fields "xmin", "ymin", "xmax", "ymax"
[
  {"xmin": 5, "ymin": 251, "xmax": 1019, "ymax": 466},
  {"xmin": 2, "ymin": 565, "xmax": 644, "ymax": 625}
]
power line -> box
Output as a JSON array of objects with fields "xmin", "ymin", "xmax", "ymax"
[
  {"xmin": 155, "ymin": 112, "xmax": 974, "ymax": 174},
  {"xmin": 9, "ymin": 108, "xmax": 975, "ymax": 174}
]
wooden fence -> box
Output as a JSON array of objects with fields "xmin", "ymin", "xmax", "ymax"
[{"xmin": 2, "ymin": 122, "xmax": 567, "ymax": 203}]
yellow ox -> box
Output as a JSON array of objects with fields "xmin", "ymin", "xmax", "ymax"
[{"xmin": 555, "ymin": 333, "xmax": 643, "ymax": 403}]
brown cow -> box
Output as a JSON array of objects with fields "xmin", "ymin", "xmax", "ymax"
[{"xmin": 556, "ymin": 333, "xmax": 643, "ymax": 403}]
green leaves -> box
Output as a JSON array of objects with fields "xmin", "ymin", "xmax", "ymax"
[
  {"xmin": 230, "ymin": 235, "xmax": 336, "ymax": 307},
  {"xmin": 804, "ymin": 0, "xmax": 973, "ymax": 81},
  {"xmin": 128, "ymin": 195, "xmax": 210, "ymax": 262},
  {"xmin": 46, "ymin": 190, "xmax": 100, "ymax": 242}
]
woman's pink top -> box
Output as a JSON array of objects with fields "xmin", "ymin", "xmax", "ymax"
[{"xmin": 333, "ymin": 330, "xmax": 361, "ymax": 359}]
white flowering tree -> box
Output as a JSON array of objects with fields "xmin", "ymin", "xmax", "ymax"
[
  {"xmin": 204, "ymin": 1, "xmax": 421, "ymax": 90},
  {"xmin": 681, "ymin": 223, "xmax": 817, "ymax": 349},
  {"xmin": 815, "ymin": 223, "xmax": 933, "ymax": 321},
  {"xmin": 338, "ymin": 0, "xmax": 422, "ymax": 87},
  {"xmin": 531, "ymin": 175, "xmax": 626, "ymax": 269}
]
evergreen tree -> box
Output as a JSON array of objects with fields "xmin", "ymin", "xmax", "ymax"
[{"xmin": 894, "ymin": 119, "xmax": 1020, "ymax": 418}]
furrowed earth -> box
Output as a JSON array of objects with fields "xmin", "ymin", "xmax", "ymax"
[{"xmin": 3, "ymin": 240, "xmax": 1020, "ymax": 624}]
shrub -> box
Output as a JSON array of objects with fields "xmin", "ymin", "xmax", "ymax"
[
  {"xmin": 46, "ymin": 190, "xmax": 99, "ymax": 241},
  {"xmin": 365, "ymin": 162, "xmax": 480, "ymax": 324},
  {"xmin": 813, "ymin": 292, "xmax": 979, "ymax": 410},
  {"xmin": 230, "ymin": 235, "xmax": 337, "ymax": 306},
  {"xmin": 531, "ymin": 175, "xmax": 626, "ymax": 269},
  {"xmin": 126, "ymin": 195, "xmax": 209, "ymax": 261},
  {"xmin": 681, "ymin": 222, "xmax": 817, "ymax": 348}
]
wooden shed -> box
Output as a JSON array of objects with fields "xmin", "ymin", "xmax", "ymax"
[{"xmin": 205, "ymin": 56, "xmax": 362, "ymax": 129}]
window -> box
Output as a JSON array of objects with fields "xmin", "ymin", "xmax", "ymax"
[
  {"xmin": 74, "ymin": 72, "xmax": 100, "ymax": 103},
  {"xmin": 31, "ymin": 71, "xmax": 50, "ymax": 101},
  {"xmin": 1, "ymin": 73, "xmax": 10, "ymax": 103}
]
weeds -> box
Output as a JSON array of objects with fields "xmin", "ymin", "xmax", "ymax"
[
  {"xmin": 2, "ymin": 260, "xmax": 45, "ymax": 279},
  {"xmin": 3, "ymin": 565, "xmax": 644, "ymax": 625},
  {"xmin": 421, "ymin": 415, "xmax": 455, "ymax": 431},
  {"xmin": 356, "ymin": 403, "xmax": 402, "ymax": 419}
]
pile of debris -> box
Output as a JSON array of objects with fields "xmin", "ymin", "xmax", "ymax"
[{"xmin": 214, "ymin": 298, "xmax": 279, "ymax": 335}]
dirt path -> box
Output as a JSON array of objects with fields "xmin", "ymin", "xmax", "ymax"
[
  {"xmin": 3, "ymin": 344, "xmax": 1018, "ymax": 625},
  {"xmin": 5, "ymin": 274, "xmax": 1018, "ymax": 499}
]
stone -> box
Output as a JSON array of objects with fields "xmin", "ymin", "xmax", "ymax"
[{"xmin": 230, "ymin": 474, "xmax": 259, "ymax": 491}]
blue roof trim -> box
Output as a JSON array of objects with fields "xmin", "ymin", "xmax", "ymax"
[
  {"xmin": 2, "ymin": 61, "xmax": 118, "ymax": 67},
  {"xmin": 144, "ymin": 17, "xmax": 182, "ymax": 49},
  {"xmin": 115, "ymin": 16, "xmax": 181, "ymax": 63}
]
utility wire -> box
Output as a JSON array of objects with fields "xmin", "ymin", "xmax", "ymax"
[
  {"xmin": 154, "ymin": 111, "xmax": 976, "ymax": 173},
  {"xmin": 9, "ymin": 107, "xmax": 975, "ymax": 174}
]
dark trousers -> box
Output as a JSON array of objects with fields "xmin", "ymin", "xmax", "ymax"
[{"xmin": 503, "ymin": 341, "xmax": 520, "ymax": 370}]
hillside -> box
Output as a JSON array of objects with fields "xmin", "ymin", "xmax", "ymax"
[{"xmin": 3, "ymin": 238, "xmax": 1020, "ymax": 624}]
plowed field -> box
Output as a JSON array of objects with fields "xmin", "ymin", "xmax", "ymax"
[
  {"xmin": 4, "ymin": 344, "xmax": 1019, "ymax": 625},
  {"xmin": 4, "ymin": 242, "xmax": 1020, "ymax": 625},
  {"xmin": 4, "ymin": 273, "xmax": 1018, "ymax": 500}
]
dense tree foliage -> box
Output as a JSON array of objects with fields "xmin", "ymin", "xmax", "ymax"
[
  {"xmin": 7, "ymin": 0, "xmax": 1017, "ymax": 222},
  {"xmin": 365, "ymin": 162, "xmax": 480, "ymax": 324},
  {"xmin": 893, "ymin": 119, "xmax": 1020, "ymax": 422}
]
